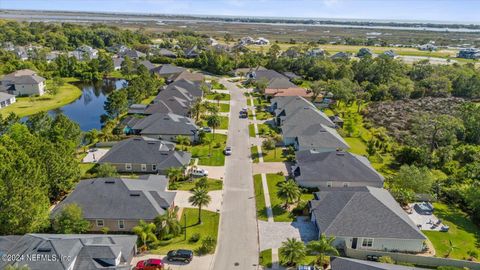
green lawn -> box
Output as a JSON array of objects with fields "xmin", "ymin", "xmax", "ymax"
[
  {"xmin": 199, "ymin": 116, "xmax": 229, "ymax": 130},
  {"xmin": 259, "ymin": 249, "xmax": 273, "ymax": 268},
  {"xmin": 171, "ymin": 178, "xmax": 223, "ymax": 191},
  {"xmin": 79, "ymin": 163, "xmax": 96, "ymax": 179},
  {"xmin": 1, "ymin": 78, "xmax": 82, "ymax": 117},
  {"xmin": 249, "ymin": 124, "xmax": 256, "ymax": 137},
  {"xmin": 186, "ymin": 134, "xmax": 227, "ymax": 166},
  {"xmin": 107, "ymin": 70, "xmax": 125, "ymax": 79},
  {"xmin": 423, "ymin": 203, "xmax": 480, "ymax": 260},
  {"xmin": 257, "ymin": 123, "xmax": 279, "ymax": 137},
  {"xmin": 345, "ymin": 137, "xmax": 367, "ymax": 155},
  {"xmin": 248, "ymin": 98, "xmax": 254, "ymax": 107},
  {"xmin": 253, "ymin": 174, "xmax": 268, "ymax": 221},
  {"xmin": 265, "ymin": 174, "xmax": 295, "ymax": 222},
  {"xmin": 248, "ymin": 110, "xmax": 254, "ymax": 120},
  {"xmin": 204, "ymin": 93, "xmax": 230, "ymax": 101},
  {"xmin": 254, "ymin": 110, "xmax": 273, "ymax": 121},
  {"xmin": 215, "ymin": 103, "xmax": 230, "ymax": 113},
  {"xmin": 151, "ymin": 208, "xmax": 219, "ymax": 255},
  {"xmin": 262, "ymin": 146, "xmax": 287, "ymax": 162},
  {"xmin": 141, "ymin": 95, "xmax": 157, "ymax": 105},
  {"xmin": 251, "ymin": 146, "xmax": 259, "ymax": 163}
]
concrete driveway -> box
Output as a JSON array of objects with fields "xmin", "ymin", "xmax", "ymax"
[
  {"xmin": 258, "ymin": 219, "xmax": 318, "ymax": 250},
  {"xmin": 252, "ymin": 162, "xmax": 291, "ymax": 175},
  {"xmin": 131, "ymin": 253, "xmax": 214, "ymax": 270},
  {"xmin": 195, "ymin": 165, "xmax": 225, "ymax": 180},
  {"xmin": 82, "ymin": 148, "xmax": 109, "ymax": 163},
  {"xmin": 174, "ymin": 190, "xmax": 223, "ymax": 212}
]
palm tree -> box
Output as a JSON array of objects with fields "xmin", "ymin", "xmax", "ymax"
[
  {"xmin": 154, "ymin": 206, "xmax": 182, "ymax": 240},
  {"xmin": 262, "ymin": 138, "xmax": 276, "ymax": 159},
  {"xmin": 203, "ymin": 136, "xmax": 213, "ymax": 157},
  {"xmin": 166, "ymin": 167, "xmax": 184, "ymax": 183},
  {"xmin": 280, "ymin": 238, "xmax": 306, "ymax": 267},
  {"xmin": 307, "ymin": 234, "xmax": 339, "ymax": 268},
  {"xmin": 132, "ymin": 220, "xmax": 157, "ymax": 250},
  {"xmin": 206, "ymin": 103, "xmax": 219, "ymax": 115},
  {"xmin": 188, "ymin": 187, "xmax": 211, "ymax": 224},
  {"xmin": 277, "ymin": 179, "xmax": 302, "ymax": 208},
  {"xmin": 176, "ymin": 135, "xmax": 190, "ymax": 150},
  {"xmin": 207, "ymin": 114, "xmax": 221, "ymax": 139},
  {"xmin": 213, "ymin": 93, "xmax": 222, "ymax": 106},
  {"xmin": 190, "ymin": 99, "xmax": 206, "ymax": 122}
]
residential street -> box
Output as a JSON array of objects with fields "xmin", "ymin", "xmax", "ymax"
[{"xmin": 212, "ymin": 79, "xmax": 259, "ymax": 270}]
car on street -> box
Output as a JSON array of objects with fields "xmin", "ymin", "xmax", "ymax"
[
  {"xmin": 239, "ymin": 108, "xmax": 248, "ymax": 118},
  {"xmin": 191, "ymin": 168, "xmax": 208, "ymax": 177},
  {"xmin": 135, "ymin": 258, "xmax": 164, "ymax": 270},
  {"xmin": 224, "ymin": 146, "xmax": 232, "ymax": 155},
  {"xmin": 166, "ymin": 249, "xmax": 193, "ymax": 263}
]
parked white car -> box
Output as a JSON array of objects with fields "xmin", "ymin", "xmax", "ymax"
[{"xmin": 190, "ymin": 168, "xmax": 208, "ymax": 177}]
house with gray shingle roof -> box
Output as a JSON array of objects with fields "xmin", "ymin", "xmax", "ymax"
[
  {"xmin": 151, "ymin": 64, "xmax": 187, "ymax": 83},
  {"xmin": 119, "ymin": 48, "xmax": 146, "ymax": 59},
  {"xmin": 0, "ymin": 92, "xmax": 16, "ymax": 108},
  {"xmin": 98, "ymin": 136, "xmax": 191, "ymax": 174},
  {"xmin": 0, "ymin": 234, "xmax": 137, "ymax": 270},
  {"xmin": 51, "ymin": 175, "xmax": 176, "ymax": 232},
  {"xmin": 270, "ymin": 96, "xmax": 333, "ymax": 127},
  {"xmin": 0, "ymin": 69, "xmax": 46, "ymax": 96},
  {"xmin": 310, "ymin": 187, "xmax": 426, "ymax": 253},
  {"xmin": 130, "ymin": 113, "xmax": 199, "ymax": 142},
  {"xmin": 330, "ymin": 257, "xmax": 429, "ymax": 270},
  {"xmin": 283, "ymin": 123, "xmax": 349, "ymax": 152},
  {"xmin": 293, "ymin": 150, "xmax": 384, "ymax": 188},
  {"xmin": 148, "ymin": 79, "xmax": 204, "ymax": 116},
  {"xmin": 157, "ymin": 48, "xmax": 177, "ymax": 58}
]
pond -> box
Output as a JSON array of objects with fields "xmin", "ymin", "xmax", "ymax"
[{"xmin": 48, "ymin": 78, "xmax": 126, "ymax": 131}]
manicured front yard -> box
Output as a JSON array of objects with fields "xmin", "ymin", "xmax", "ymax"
[
  {"xmin": 199, "ymin": 116, "xmax": 229, "ymax": 130},
  {"xmin": 265, "ymin": 174, "xmax": 295, "ymax": 222},
  {"xmin": 251, "ymin": 146, "xmax": 259, "ymax": 163},
  {"xmin": 171, "ymin": 178, "xmax": 223, "ymax": 191},
  {"xmin": 204, "ymin": 92, "xmax": 230, "ymax": 101},
  {"xmin": 186, "ymin": 133, "xmax": 227, "ymax": 166},
  {"xmin": 262, "ymin": 146, "xmax": 287, "ymax": 162},
  {"xmin": 249, "ymin": 124, "xmax": 256, "ymax": 137},
  {"xmin": 259, "ymin": 249, "xmax": 273, "ymax": 268},
  {"xmin": 254, "ymin": 110, "xmax": 273, "ymax": 121},
  {"xmin": 0, "ymin": 77, "xmax": 82, "ymax": 117},
  {"xmin": 253, "ymin": 174, "xmax": 268, "ymax": 221},
  {"xmin": 214, "ymin": 102, "xmax": 230, "ymax": 112},
  {"xmin": 151, "ymin": 208, "xmax": 219, "ymax": 254},
  {"xmin": 423, "ymin": 203, "xmax": 480, "ymax": 260}
]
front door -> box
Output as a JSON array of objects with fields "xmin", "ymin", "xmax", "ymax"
[{"xmin": 351, "ymin": 237, "xmax": 358, "ymax": 249}]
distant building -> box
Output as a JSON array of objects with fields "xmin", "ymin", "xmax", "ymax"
[
  {"xmin": 356, "ymin": 48, "xmax": 374, "ymax": 58},
  {"xmin": 45, "ymin": 51, "xmax": 62, "ymax": 62},
  {"xmin": 69, "ymin": 45, "xmax": 98, "ymax": 61},
  {"xmin": 331, "ymin": 51, "xmax": 351, "ymax": 60},
  {"xmin": 207, "ymin": 37, "xmax": 218, "ymax": 46},
  {"xmin": 306, "ymin": 48, "xmax": 325, "ymax": 57},
  {"xmin": 119, "ymin": 48, "xmax": 146, "ymax": 59},
  {"xmin": 156, "ymin": 48, "xmax": 177, "ymax": 58},
  {"xmin": 382, "ymin": 50, "xmax": 397, "ymax": 58},
  {"xmin": 0, "ymin": 234, "xmax": 137, "ymax": 270},
  {"xmin": 330, "ymin": 257, "xmax": 430, "ymax": 270},
  {"xmin": 0, "ymin": 69, "xmax": 46, "ymax": 96},
  {"xmin": 113, "ymin": 57, "xmax": 124, "ymax": 70},
  {"xmin": 255, "ymin": 37, "xmax": 270, "ymax": 45},
  {"xmin": 0, "ymin": 92, "xmax": 16, "ymax": 108},
  {"xmin": 418, "ymin": 43, "xmax": 437, "ymax": 51},
  {"xmin": 458, "ymin": 48, "xmax": 480, "ymax": 59},
  {"xmin": 129, "ymin": 113, "xmax": 199, "ymax": 142}
]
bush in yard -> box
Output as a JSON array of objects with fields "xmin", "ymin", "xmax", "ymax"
[
  {"xmin": 378, "ymin": 256, "xmax": 394, "ymax": 264},
  {"xmin": 195, "ymin": 177, "xmax": 209, "ymax": 189},
  {"xmin": 198, "ymin": 235, "xmax": 216, "ymax": 254},
  {"xmin": 53, "ymin": 203, "xmax": 91, "ymax": 234},
  {"xmin": 189, "ymin": 233, "xmax": 201, "ymax": 243},
  {"xmin": 95, "ymin": 163, "xmax": 119, "ymax": 177}
]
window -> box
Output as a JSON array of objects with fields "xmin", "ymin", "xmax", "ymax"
[
  {"xmin": 96, "ymin": 220, "xmax": 104, "ymax": 227},
  {"xmin": 141, "ymin": 164, "xmax": 147, "ymax": 171},
  {"xmin": 327, "ymin": 181, "xmax": 333, "ymax": 187},
  {"xmin": 343, "ymin": 183, "xmax": 349, "ymax": 187},
  {"xmin": 118, "ymin": 220, "xmax": 125, "ymax": 229},
  {"xmin": 362, "ymin": 238, "xmax": 374, "ymax": 247},
  {"xmin": 152, "ymin": 164, "xmax": 157, "ymax": 171},
  {"xmin": 125, "ymin": 163, "xmax": 132, "ymax": 171}
]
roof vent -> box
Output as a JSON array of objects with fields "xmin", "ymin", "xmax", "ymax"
[
  {"xmin": 130, "ymin": 193, "xmax": 141, "ymax": 197},
  {"xmin": 104, "ymin": 180, "xmax": 115, "ymax": 184},
  {"xmin": 336, "ymin": 151, "xmax": 345, "ymax": 156},
  {"xmin": 164, "ymin": 117, "xmax": 170, "ymax": 120},
  {"xmin": 37, "ymin": 247, "xmax": 52, "ymax": 252},
  {"xmin": 147, "ymin": 142, "xmax": 156, "ymax": 145},
  {"xmin": 133, "ymin": 138, "xmax": 142, "ymax": 141}
]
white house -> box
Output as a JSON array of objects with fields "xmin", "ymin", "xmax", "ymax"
[
  {"xmin": 0, "ymin": 92, "xmax": 16, "ymax": 108},
  {"xmin": 0, "ymin": 69, "xmax": 46, "ymax": 96}
]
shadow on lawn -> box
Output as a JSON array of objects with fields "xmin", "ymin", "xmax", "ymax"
[{"xmin": 434, "ymin": 204, "xmax": 480, "ymax": 248}]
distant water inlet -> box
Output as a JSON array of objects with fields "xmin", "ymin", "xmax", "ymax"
[{"xmin": 47, "ymin": 78, "xmax": 127, "ymax": 131}]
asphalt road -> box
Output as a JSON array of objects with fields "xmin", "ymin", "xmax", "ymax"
[{"xmin": 212, "ymin": 79, "xmax": 259, "ymax": 270}]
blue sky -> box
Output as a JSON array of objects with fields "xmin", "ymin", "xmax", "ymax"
[{"xmin": 1, "ymin": 0, "xmax": 479, "ymax": 23}]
